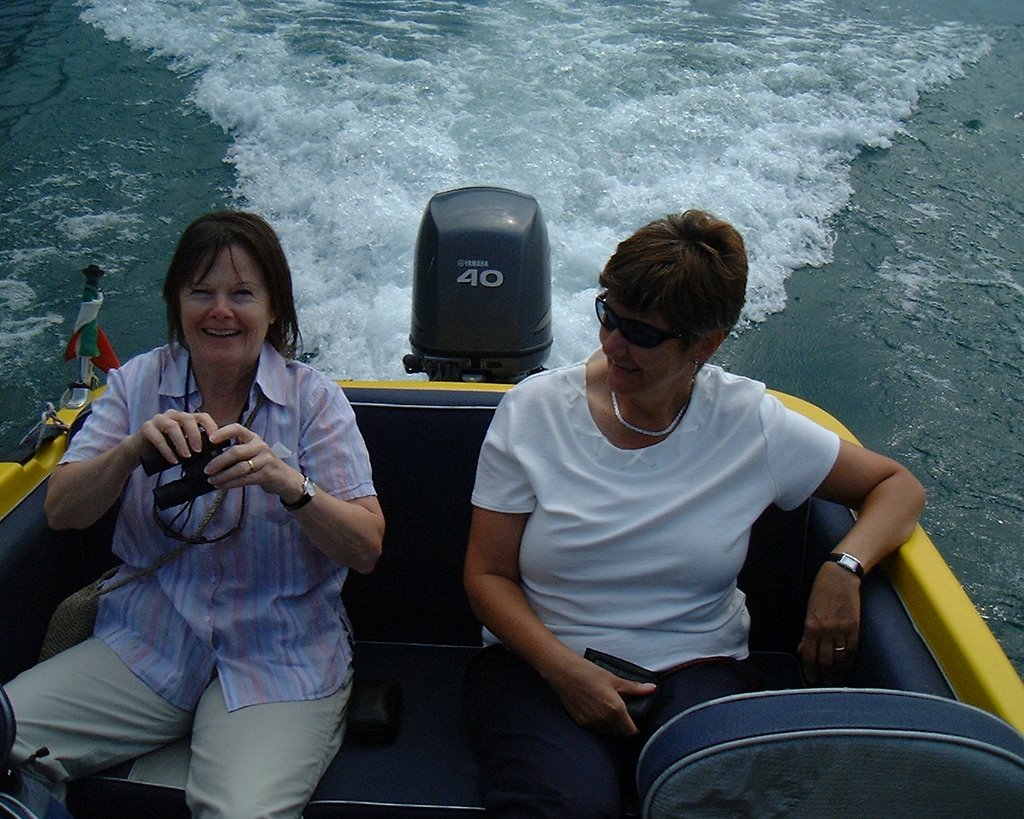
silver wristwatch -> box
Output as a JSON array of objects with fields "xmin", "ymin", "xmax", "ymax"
[
  {"xmin": 824, "ymin": 552, "xmax": 865, "ymax": 579},
  {"xmin": 281, "ymin": 475, "xmax": 316, "ymax": 511}
]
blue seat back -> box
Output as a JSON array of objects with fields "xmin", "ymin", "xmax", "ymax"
[{"xmin": 638, "ymin": 688, "xmax": 1024, "ymax": 818}]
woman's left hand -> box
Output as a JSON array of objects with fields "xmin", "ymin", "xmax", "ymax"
[
  {"xmin": 797, "ymin": 563, "xmax": 861, "ymax": 685},
  {"xmin": 203, "ymin": 422, "xmax": 302, "ymax": 501},
  {"xmin": 800, "ymin": 439, "xmax": 926, "ymax": 684}
]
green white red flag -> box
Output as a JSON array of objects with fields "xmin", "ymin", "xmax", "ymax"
[{"xmin": 63, "ymin": 268, "xmax": 120, "ymax": 372}]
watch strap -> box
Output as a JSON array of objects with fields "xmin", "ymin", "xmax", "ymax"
[
  {"xmin": 824, "ymin": 552, "xmax": 865, "ymax": 579},
  {"xmin": 281, "ymin": 475, "xmax": 315, "ymax": 511}
]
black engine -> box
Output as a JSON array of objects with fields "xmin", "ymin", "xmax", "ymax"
[{"xmin": 404, "ymin": 186, "xmax": 552, "ymax": 382}]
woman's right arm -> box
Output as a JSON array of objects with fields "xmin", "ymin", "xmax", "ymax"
[
  {"xmin": 464, "ymin": 507, "xmax": 655, "ymax": 736},
  {"xmin": 44, "ymin": 433, "xmax": 147, "ymax": 530},
  {"xmin": 45, "ymin": 409, "xmax": 217, "ymax": 531}
]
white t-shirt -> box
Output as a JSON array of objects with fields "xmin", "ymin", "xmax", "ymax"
[{"xmin": 471, "ymin": 359, "xmax": 840, "ymax": 671}]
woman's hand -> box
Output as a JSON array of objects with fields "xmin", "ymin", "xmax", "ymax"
[
  {"xmin": 798, "ymin": 564, "xmax": 861, "ymax": 684},
  {"xmin": 135, "ymin": 409, "xmax": 220, "ymax": 468},
  {"xmin": 548, "ymin": 654, "xmax": 656, "ymax": 737},
  {"xmin": 203, "ymin": 421, "xmax": 297, "ymax": 498},
  {"xmin": 803, "ymin": 438, "xmax": 926, "ymax": 684},
  {"xmin": 45, "ymin": 408, "xmax": 219, "ymax": 530}
]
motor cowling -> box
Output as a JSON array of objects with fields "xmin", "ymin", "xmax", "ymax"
[{"xmin": 404, "ymin": 186, "xmax": 552, "ymax": 382}]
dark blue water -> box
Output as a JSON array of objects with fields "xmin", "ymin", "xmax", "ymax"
[{"xmin": 1, "ymin": 0, "xmax": 1021, "ymax": 671}]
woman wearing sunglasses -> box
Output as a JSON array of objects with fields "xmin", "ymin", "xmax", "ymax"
[
  {"xmin": 463, "ymin": 209, "xmax": 925, "ymax": 816},
  {"xmin": 4, "ymin": 212, "xmax": 384, "ymax": 817}
]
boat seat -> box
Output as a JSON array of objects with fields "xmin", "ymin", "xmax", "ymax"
[{"xmin": 637, "ymin": 688, "xmax": 1024, "ymax": 818}]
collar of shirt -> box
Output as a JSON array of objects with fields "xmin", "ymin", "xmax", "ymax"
[{"xmin": 157, "ymin": 341, "xmax": 290, "ymax": 412}]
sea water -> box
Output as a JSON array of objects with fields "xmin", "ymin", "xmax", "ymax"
[{"xmin": 1, "ymin": 0, "xmax": 1021, "ymax": 671}]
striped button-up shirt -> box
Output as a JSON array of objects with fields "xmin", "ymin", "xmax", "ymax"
[{"xmin": 63, "ymin": 342, "xmax": 376, "ymax": 711}]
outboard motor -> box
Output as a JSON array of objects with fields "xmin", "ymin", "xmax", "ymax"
[{"xmin": 404, "ymin": 186, "xmax": 552, "ymax": 382}]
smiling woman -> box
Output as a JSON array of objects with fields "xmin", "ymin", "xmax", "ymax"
[
  {"xmin": 177, "ymin": 247, "xmax": 277, "ymax": 423},
  {"xmin": 163, "ymin": 213, "xmax": 300, "ymax": 362},
  {"xmin": 592, "ymin": 211, "xmax": 744, "ymax": 446},
  {"xmin": 4, "ymin": 211, "xmax": 385, "ymax": 818}
]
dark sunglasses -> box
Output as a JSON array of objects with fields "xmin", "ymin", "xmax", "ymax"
[{"xmin": 595, "ymin": 294, "xmax": 692, "ymax": 348}]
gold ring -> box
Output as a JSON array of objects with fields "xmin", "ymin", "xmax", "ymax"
[{"xmin": 246, "ymin": 459, "xmax": 255, "ymax": 473}]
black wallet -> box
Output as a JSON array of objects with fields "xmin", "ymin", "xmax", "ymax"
[
  {"xmin": 346, "ymin": 677, "xmax": 404, "ymax": 745},
  {"xmin": 584, "ymin": 648, "xmax": 658, "ymax": 725}
]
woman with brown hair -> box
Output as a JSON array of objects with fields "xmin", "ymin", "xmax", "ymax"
[
  {"xmin": 464, "ymin": 209, "xmax": 925, "ymax": 816},
  {"xmin": 6, "ymin": 212, "xmax": 384, "ymax": 817}
]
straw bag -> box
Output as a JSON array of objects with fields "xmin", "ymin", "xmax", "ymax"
[{"xmin": 38, "ymin": 567, "xmax": 121, "ymax": 662}]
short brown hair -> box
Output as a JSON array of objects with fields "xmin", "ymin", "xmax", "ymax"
[
  {"xmin": 163, "ymin": 212, "xmax": 301, "ymax": 358},
  {"xmin": 598, "ymin": 209, "xmax": 748, "ymax": 340}
]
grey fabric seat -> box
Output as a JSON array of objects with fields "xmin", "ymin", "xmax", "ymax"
[{"xmin": 638, "ymin": 688, "xmax": 1024, "ymax": 818}]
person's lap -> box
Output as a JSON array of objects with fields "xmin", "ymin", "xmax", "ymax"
[
  {"xmin": 464, "ymin": 645, "xmax": 755, "ymax": 818},
  {"xmin": 5, "ymin": 637, "xmax": 351, "ymax": 818}
]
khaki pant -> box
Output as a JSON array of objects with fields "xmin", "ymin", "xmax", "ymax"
[{"xmin": 5, "ymin": 638, "xmax": 350, "ymax": 818}]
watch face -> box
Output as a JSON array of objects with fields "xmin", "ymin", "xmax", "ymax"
[
  {"xmin": 282, "ymin": 476, "xmax": 315, "ymax": 510},
  {"xmin": 832, "ymin": 553, "xmax": 863, "ymax": 577}
]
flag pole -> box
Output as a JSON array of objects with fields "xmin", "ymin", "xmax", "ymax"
[{"xmin": 61, "ymin": 264, "xmax": 119, "ymax": 410}]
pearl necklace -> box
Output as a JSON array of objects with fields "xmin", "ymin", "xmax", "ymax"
[{"xmin": 610, "ymin": 391, "xmax": 689, "ymax": 437}]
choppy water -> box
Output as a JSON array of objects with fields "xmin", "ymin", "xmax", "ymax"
[{"xmin": 1, "ymin": 0, "xmax": 1021, "ymax": 672}]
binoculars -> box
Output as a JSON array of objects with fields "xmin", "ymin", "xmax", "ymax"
[{"xmin": 141, "ymin": 431, "xmax": 229, "ymax": 510}]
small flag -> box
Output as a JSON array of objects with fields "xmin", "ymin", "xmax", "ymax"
[{"xmin": 63, "ymin": 266, "xmax": 120, "ymax": 372}]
